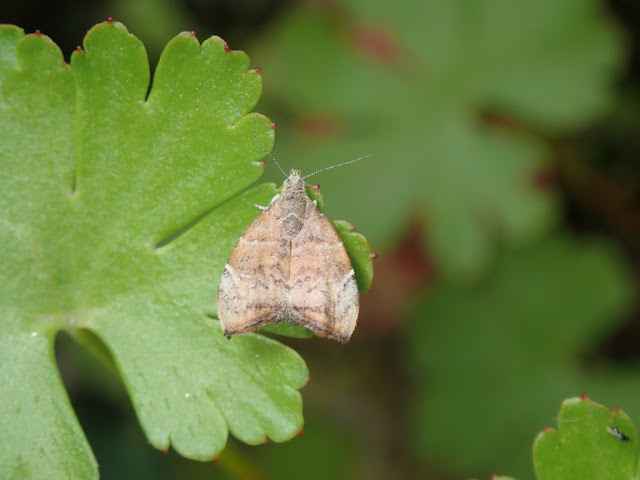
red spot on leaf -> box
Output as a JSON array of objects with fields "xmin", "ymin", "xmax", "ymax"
[
  {"xmin": 543, "ymin": 426, "xmax": 551, "ymax": 432},
  {"xmin": 370, "ymin": 253, "xmax": 379, "ymax": 260},
  {"xmin": 190, "ymin": 30, "xmax": 197, "ymax": 37},
  {"xmin": 224, "ymin": 43, "xmax": 231, "ymax": 52},
  {"xmin": 349, "ymin": 24, "xmax": 400, "ymax": 65},
  {"xmin": 533, "ymin": 168, "xmax": 557, "ymax": 190},
  {"xmin": 254, "ymin": 67, "xmax": 261, "ymax": 73},
  {"xmin": 263, "ymin": 438, "xmax": 270, "ymax": 444},
  {"xmin": 298, "ymin": 430, "xmax": 304, "ymax": 436},
  {"xmin": 213, "ymin": 457, "xmax": 219, "ymax": 462},
  {"xmin": 581, "ymin": 392, "xmax": 588, "ymax": 400},
  {"xmin": 357, "ymin": 219, "xmax": 435, "ymax": 336},
  {"xmin": 306, "ymin": 377, "xmax": 312, "ymax": 384},
  {"xmin": 76, "ymin": 45, "xmax": 83, "ymax": 52},
  {"xmin": 107, "ymin": 17, "xmax": 114, "ymax": 23},
  {"xmin": 350, "ymin": 225, "xmax": 357, "ymax": 231},
  {"xmin": 258, "ymin": 160, "xmax": 266, "ymax": 166},
  {"xmin": 613, "ymin": 406, "xmax": 621, "ymax": 412},
  {"xmin": 311, "ymin": 184, "xmax": 320, "ymax": 190},
  {"xmin": 271, "ymin": 122, "xmax": 278, "ymax": 129},
  {"xmin": 35, "ymin": 30, "xmax": 42, "ymax": 36},
  {"xmin": 161, "ymin": 448, "xmax": 168, "ymax": 454},
  {"xmin": 480, "ymin": 110, "xmax": 518, "ymax": 130},
  {"xmin": 298, "ymin": 114, "xmax": 340, "ymax": 139}
]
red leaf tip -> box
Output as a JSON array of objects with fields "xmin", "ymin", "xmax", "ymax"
[
  {"xmin": 350, "ymin": 225, "xmax": 357, "ymax": 231},
  {"xmin": 581, "ymin": 392, "xmax": 588, "ymax": 400},
  {"xmin": 306, "ymin": 377, "xmax": 312, "ymax": 384},
  {"xmin": 190, "ymin": 30, "xmax": 197, "ymax": 37},
  {"xmin": 107, "ymin": 17, "xmax": 114, "ymax": 23},
  {"xmin": 263, "ymin": 438, "xmax": 270, "ymax": 444},
  {"xmin": 298, "ymin": 430, "xmax": 304, "ymax": 436},
  {"xmin": 75, "ymin": 45, "xmax": 83, "ymax": 52},
  {"xmin": 370, "ymin": 253, "xmax": 379, "ymax": 260},
  {"xmin": 613, "ymin": 406, "xmax": 621, "ymax": 412},
  {"xmin": 311, "ymin": 184, "xmax": 320, "ymax": 190},
  {"xmin": 254, "ymin": 67, "xmax": 261, "ymax": 73},
  {"xmin": 161, "ymin": 448, "xmax": 168, "ymax": 454},
  {"xmin": 35, "ymin": 30, "xmax": 42, "ymax": 36},
  {"xmin": 271, "ymin": 122, "xmax": 278, "ymax": 129},
  {"xmin": 224, "ymin": 43, "xmax": 231, "ymax": 52}
]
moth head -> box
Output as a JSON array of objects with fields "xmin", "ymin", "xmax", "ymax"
[{"xmin": 283, "ymin": 170, "xmax": 306, "ymax": 193}]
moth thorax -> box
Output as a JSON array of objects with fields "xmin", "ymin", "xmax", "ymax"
[{"xmin": 283, "ymin": 213, "xmax": 305, "ymax": 236}]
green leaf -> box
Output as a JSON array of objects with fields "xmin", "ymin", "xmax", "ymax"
[
  {"xmin": 254, "ymin": 0, "xmax": 624, "ymax": 280},
  {"xmin": 258, "ymin": 321, "xmax": 315, "ymax": 339},
  {"xmin": 534, "ymin": 396, "xmax": 638, "ymax": 480},
  {"xmin": 333, "ymin": 219, "xmax": 374, "ymax": 294},
  {"xmin": 406, "ymin": 234, "xmax": 634, "ymax": 477},
  {"xmin": 0, "ymin": 21, "xmax": 313, "ymax": 478}
]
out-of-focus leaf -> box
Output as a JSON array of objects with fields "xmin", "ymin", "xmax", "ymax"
[
  {"xmin": 406, "ymin": 234, "xmax": 635, "ymax": 477},
  {"xmin": 254, "ymin": 0, "xmax": 624, "ymax": 280}
]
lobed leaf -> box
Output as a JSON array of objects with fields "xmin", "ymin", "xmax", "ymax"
[
  {"xmin": 0, "ymin": 20, "xmax": 323, "ymax": 478},
  {"xmin": 534, "ymin": 396, "xmax": 638, "ymax": 480}
]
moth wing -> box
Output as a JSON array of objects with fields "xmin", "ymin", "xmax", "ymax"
[
  {"xmin": 288, "ymin": 205, "xmax": 359, "ymax": 343},
  {"xmin": 217, "ymin": 209, "xmax": 290, "ymax": 336}
]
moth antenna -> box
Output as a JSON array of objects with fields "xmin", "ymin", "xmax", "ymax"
[
  {"xmin": 253, "ymin": 118, "xmax": 287, "ymax": 178},
  {"xmin": 303, "ymin": 154, "xmax": 371, "ymax": 180}
]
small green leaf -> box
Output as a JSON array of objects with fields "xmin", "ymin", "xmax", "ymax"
[
  {"xmin": 534, "ymin": 396, "xmax": 638, "ymax": 480},
  {"xmin": 259, "ymin": 322, "xmax": 315, "ymax": 339},
  {"xmin": 333, "ymin": 219, "xmax": 374, "ymax": 294}
]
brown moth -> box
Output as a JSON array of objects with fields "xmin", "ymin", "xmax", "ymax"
[{"xmin": 217, "ymin": 129, "xmax": 368, "ymax": 343}]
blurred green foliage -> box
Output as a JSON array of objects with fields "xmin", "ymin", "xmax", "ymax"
[
  {"xmin": 2, "ymin": 0, "xmax": 640, "ymax": 479},
  {"xmin": 253, "ymin": 0, "xmax": 622, "ymax": 279},
  {"xmin": 409, "ymin": 234, "xmax": 634, "ymax": 476}
]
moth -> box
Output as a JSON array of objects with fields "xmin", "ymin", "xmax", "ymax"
[{"xmin": 217, "ymin": 126, "xmax": 368, "ymax": 343}]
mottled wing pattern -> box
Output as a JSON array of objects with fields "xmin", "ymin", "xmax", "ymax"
[
  {"xmin": 217, "ymin": 209, "xmax": 290, "ymax": 336},
  {"xmin": 288, "ymin": 200, "xmax": 359, "ymax": 343},
  {"xmin": 218, "ymin": 169, "xmax": 360, "ymax": 343}
]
